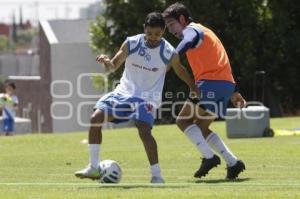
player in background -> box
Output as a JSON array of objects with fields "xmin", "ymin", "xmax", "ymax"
[
  {"xmin": 75, "ymin": 12, "xmax": 198, "ymax": 183},
  {"xmin": 163, "ymin": 2, "xmax": 246, "ymax": 179},
  {"xmin": 0, "ymin": 81, "xmax": 19, "ymax": 136}
]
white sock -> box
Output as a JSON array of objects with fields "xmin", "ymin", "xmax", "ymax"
[
  {"xmin": 89, "ymin": 144, "xmax": 100, "ymax": 168},
  {"xmin": 151, "ymin": 163, "xmax": 162, "ymax": 178},
  {"xmin": 184, "ymin": 124, "xmax": 214, "ymax": 159},
  {"xmin": 206, "ymin": 132, "xmax": 237, "ymax": 167}
]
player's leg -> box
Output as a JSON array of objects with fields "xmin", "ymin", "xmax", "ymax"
[
  {"xmin": 89, "ymin": 109, "xmax": 114, "ymax": 167},
  {"xmin": 200, "ymin": 126, "xmax": 245, "ymax": 179},
  {"xmin": 190, "ymin": 109, "xmax": 221, "ymax": 178},
  {"xmin": 135, "ymin": 121, "xmax": 164, "ymax": 183},
  {"xmin": 176, "ymin": 101, "xmax": 215, "ymax": 158},
  {"xmin": 194, "ymin": 117, "xmax": 243, "ymax": 178},
  {"xmin": 133, "ymin": 102, "xmax": 164, "ymax": 183},
  {"xmin": 200, "ymin": 80, "xmax": 245, "ymax": 179},
  {"xmin": 136, "ymin": 121, "xmax": 158, "ymax": 165},
  {"xmin": 176, "ymin": 99, "xmax": 220, "ymax": 178},
  {"xmin": 197, "ymin": 118, "xmax": 238, "ymax": 167},
  {"xmin": 75, "ymin": 94, "xmax": 116, "ymax": 180},
  {"xmin": 75, "ymin": 108, "xmax": 114, "ymax": 180}
]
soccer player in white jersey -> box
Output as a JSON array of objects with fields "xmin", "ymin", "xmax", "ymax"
[{"xmin": 75, "ymin": 12, "xmax": 198, "ymax": 183}]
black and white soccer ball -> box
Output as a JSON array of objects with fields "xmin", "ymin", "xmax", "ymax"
[{"xmin": 98, "ymin": 160, "xmax": 122, "ymax": 183}]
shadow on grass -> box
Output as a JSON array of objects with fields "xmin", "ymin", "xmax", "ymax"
[
  {"xmin": 195, "ymin": 178, "xmax": 251, "ymax": 184},
  {"xmin": 78, "ymin": 184, "xmax": 189, "ymax": 190},
  {"xmin": 77, "ymin": 178, "xmax": 252, "ymax": 190}
]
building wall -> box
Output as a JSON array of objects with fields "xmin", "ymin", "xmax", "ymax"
[
  {"xmin": 50, "ymin": 43, "xmax": 105, "ymax": 132},
  {"xmin": 0, "ymin": 54, "xmax": 18, "ymax": 77},
  {"xmin": 10, "ymin": 79, "xmax": 45, "ymax": 132},
  {"xmin": 0, "ymin": 54, "xmax": 39, "ymax": 78},
  {"xmin": 0, "ymin": 24, "xmax": 10, "ymax": 37},
  {"xmin": 38, "ymin": 23, "xmax": 53, "ymax": 132}
]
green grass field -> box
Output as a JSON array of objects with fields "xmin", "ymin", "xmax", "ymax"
[{"xmin": 1, "ymin": 117, "xmax": 300, "ymax": 199}]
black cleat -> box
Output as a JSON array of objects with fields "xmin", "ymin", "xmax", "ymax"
[
  {"xmin": 194, "ymin": 155, "xmax": 221, "ymax": 178},
  {"xmin": 226, "ymin": 160, "xmax": 246, "ymax": 180}
]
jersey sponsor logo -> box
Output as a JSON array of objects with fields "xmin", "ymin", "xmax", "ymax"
[
  {"xmin": 132, "ymin": 63, "xmax": 158, "ymax": 73},
  {"xmin": 151, "ymin": 68, "xmax": 158, "ymax": 72}
]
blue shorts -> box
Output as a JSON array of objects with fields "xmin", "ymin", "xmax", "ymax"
[
  {"xmin": 94, "ymin": 93, "xmax": 155, "ymax": 127},
  {"xmin": 196, "ymin": 80, "xmax": 235, "ymax": 118},
  {"xmin": 3, "ymin": 118, "xmax": 15, "ymax": 132}
]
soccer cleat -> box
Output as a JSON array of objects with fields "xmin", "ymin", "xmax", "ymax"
[
  {"xmin": 194, "ymin": 155, "xmax": 221, "ymax": 178},
  {"xmin": 74, "ymin": 165, "xmax": 100, "ymax": 180},
  {"xmin": 226, "ymin": 160, "xmax": 246, "ymax": 180},
  {"xmin": 151, "ymin": 176, "xmax": 165, "ymax": 184}
]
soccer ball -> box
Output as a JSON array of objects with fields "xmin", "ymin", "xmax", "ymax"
[{"xmin": 98, "ymin": 160, "xmax": 122, "ymax": 183}]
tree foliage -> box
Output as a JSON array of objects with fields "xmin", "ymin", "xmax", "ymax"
[{"xmin": 0, "ymin": 35, "xmax": 9, "ymax": 52}]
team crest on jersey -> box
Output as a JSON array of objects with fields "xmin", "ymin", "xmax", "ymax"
[
  {"xmin": 166, "ymin": 48, "xmax": 171, "ymax": 55},
  {"xmin": 138, "ymin": 46, "xmax": 151, "ymax": 62},
  {"xmin": 144, "ymin": 54, "xmax": 151, "ymax": 62}
]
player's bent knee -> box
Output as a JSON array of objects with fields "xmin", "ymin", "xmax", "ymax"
[
  {"xmin": 138, "ymin": 131, "xmax": 153, "ymax": 142},
  {"xmin": 90, "ymin": 111, "xmax": 105, "ymax": 125},
  {"xmin": 176, "ymin": 117, "xmax": 192, "ymax": 132},
  {"xmin": 136, "ymin": 122, "xmax": 151, "ymax": 132},
  {"xmin": 135, "ymin": 121, "xmax": 152, "ymax": 139}
]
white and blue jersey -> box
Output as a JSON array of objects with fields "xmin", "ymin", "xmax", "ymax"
[
  {"xmin": 114, "ymin": 34, "xmax": 175, "ymax": 108},
  {"xmin": 2, "ymin": 94, "xmax": 18, "ymax": 132},
  {"xmin": 95, "ymin": 34, "xmax": 176, "ymax": 126}
]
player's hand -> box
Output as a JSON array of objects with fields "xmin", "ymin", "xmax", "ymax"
[
  {"xmin": 189, "ymin": 85, "xmax": 200, "ymax": 99},
  {"xmin": 96, "ymin": 54, "xmax": 113, "ymax": 72},
  {"xmin": 231, "ymin": 92, "xmax": 246, "ymax": 108},
  {"xmin": 96, "ymin": 54, "xmax": 110, "ymax": 63}
]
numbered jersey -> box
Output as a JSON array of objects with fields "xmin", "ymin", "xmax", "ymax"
[{"xmin": 114, "ymin": 34, "xmax": 175, "ymax": 108}]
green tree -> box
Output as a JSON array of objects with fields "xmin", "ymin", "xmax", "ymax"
[
  {"xmin": 261, "ymin": 0, "xmax": 300, "ymax": 113},
  {"xmin": 90, "ymin": 0, "xmax": 165, "ymax": 83},
  {"xmin": 0, "ymin": 35, "xmax": 9, "ymax": 52}
]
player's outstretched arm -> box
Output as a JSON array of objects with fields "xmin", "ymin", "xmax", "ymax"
[
  {"xmin": 169, "ymin": 53, "xmax": 198, "ymax": 95},
  {"xmin": 96, "ymin": 40, "xmax": 129, "ymax": 73}
]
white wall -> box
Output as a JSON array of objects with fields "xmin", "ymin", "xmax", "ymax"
[
  {"xmin": 0, "ymin": 54, "xmax": 39, "ymax": 78},
  {"xmin": 50, "ymin": 43, "xmax": 106, "ymax": 132}
]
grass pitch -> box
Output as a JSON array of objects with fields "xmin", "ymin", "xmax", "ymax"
[{"xmin": 0, "ymin": 117, "xmax": 300, "ymax": 198}]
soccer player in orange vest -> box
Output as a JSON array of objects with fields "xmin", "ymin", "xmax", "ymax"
[{"xmin": 163, "ymin": 2, "xmax": 246, "ymax": 179}]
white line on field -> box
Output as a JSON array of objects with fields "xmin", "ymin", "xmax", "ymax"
[{"xmin": 0, "ymin": 182, "xmax": 300, "ymax": 187}]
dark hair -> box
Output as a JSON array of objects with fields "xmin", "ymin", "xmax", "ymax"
[
  {"xmin": 5, "ymin": 81, "xmax": 16, "ymax": 90},
  {"xmin": 144, "ymin": 12, "xmax": 165, "ymax": 29},
  {"xmin": 163, "ymin": 2, "xmax": 193, "ymax": 22}
]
